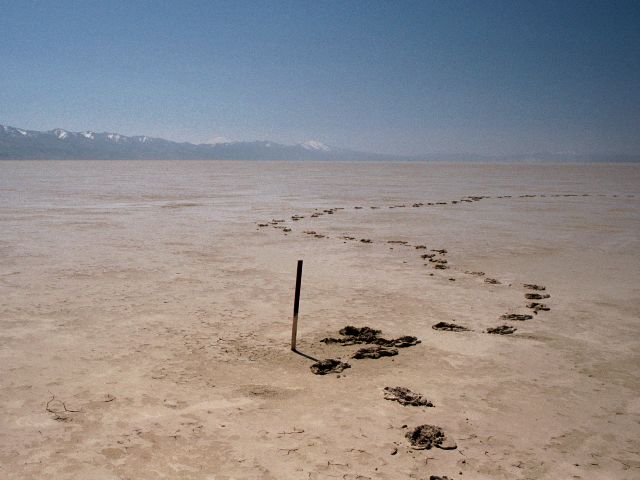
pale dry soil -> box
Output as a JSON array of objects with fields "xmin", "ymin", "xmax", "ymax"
[{"xmin": 0, "ymin": 161, "xmax": 639, "ymax": 479}]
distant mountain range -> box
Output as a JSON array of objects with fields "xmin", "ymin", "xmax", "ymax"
[
  {"xmin": 1, "ymin": 124, "xmax": 638, "ymax": 162},
  {"xmin": 0, "ymin": 124, "xmax": 406, "ymax": 160}
]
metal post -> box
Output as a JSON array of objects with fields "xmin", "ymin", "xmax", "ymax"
[{"xmin": 291, "ymin": 260, "xmax": 303, "ymax": 351}]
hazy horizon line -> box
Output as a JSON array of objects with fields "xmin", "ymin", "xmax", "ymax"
[{"xmin": 2, "ymin": 121, "xmax": 639, "ymax": 161}]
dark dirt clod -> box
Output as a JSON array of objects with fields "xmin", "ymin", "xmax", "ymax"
[
  {"xmin": 310, "ymin": 359, "xmax": 351, "ymax": 375},
  {"xmin": 487, "ymin": 325, "xmax": 517, "ymax": 335},
  {"xmin": 527, "ymin": 302, "xmax": 550, "ymax": 313},
  {"xmin": 484, "ymin": 277, "xmax": 501, "ymax": 284},
  {"xmin": 360, "ymin": 238, "xmax": 372, "ymax": 243},
  {"xmin": 352, "ymin": 346, "xmax": 398, "ymax": 359},
  {"xmin": 385, "ymin": 335, "xmax": 420, "ymax": 347},
  {"xmin": 432, "ymin": 322, "xmax": 469, "ymax": 332},
  {"xmin": 524, "ymin": 283, "xmax": 546, "ymax": 291},
  {"xmin": 430, "ymin": 476, "xmax": 453, "ymax": 480},
  {"xmin": 525, "ymin": 293, "xmax": 551, "ymax": 300},
  {"xmin": 500, "ymin": 313, "xmax": 533, "ymax": 321},
  {"xmin": 431, "ymin": 249, "xmax": 447, "ymax": 254},
  {"xmin": 421, "ymin": 253, "xmax": 436, "ymax": 259},
  {"xmin": 384, "ymin": 387, "xmax": 434, "ymax": 407},
  {"xmin": 434, "ymin": 264, "xmax": 449, "ymax": 269},
  {"xmin": 405, "ymin": 425, "xmax": 456, "ymax": 450},
  {"xmin": 339, "ymin": 326, "xmax": 381, "ymax": 337}
]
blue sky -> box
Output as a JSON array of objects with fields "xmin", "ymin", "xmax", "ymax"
[{"xmin": 1, "ymin": 0, "xmax": 639, "ymax": 156}]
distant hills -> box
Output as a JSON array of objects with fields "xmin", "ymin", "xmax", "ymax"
[
  {"xmin": 1, "ymin": 124, "xmax": 638, "ymax": 162},
  {"xmin": 0, "ymin": 124, "xmax": 405, "ymax": 161}
]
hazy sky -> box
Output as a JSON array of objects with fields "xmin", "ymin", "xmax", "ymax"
[{"xmin": 1, "ymin": 0, "xmax": 639, "ymax": 156}]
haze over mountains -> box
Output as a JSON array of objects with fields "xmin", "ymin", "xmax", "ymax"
[{"xmin": 1, "ymin": 124, "xmax": 638, "ymax": 162}]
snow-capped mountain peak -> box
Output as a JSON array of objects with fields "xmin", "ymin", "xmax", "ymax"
[
  {"xmin": 1, "ymin": 125, "xmax": 25, "ymax": 136},
  {"xmin": 81, "ymin": 131, "xmax": 95, "ymax": 139},
  {"xmin": 301, "ymin": 140, "xmax": 331, "ymax": 152},
  {"xmin": 53, "ymin": 128, "xmax": 69, "ymax": 140}
]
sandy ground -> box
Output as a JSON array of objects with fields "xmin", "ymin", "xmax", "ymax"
[{"xmin": 1, "ymin": 160, "xmax": 639, "ymax": 479}]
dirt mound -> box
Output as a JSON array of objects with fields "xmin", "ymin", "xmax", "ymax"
[
  {"xmin": 525, "ymin": 293, "xmax": 551, "ymax": 300},
  {"xmin": 339, "ymin": 326, "xmax": 381, "ymax": 337},
  {"xmin": 386, "ymin": 335, "xmax": 420, "ymax": 347},
  {"xmin": 352, "ymin": 346, "xmax": 398, "ymax": 359},
  {"xmin": 405, "ymin": 425, "xmax": 456, "ymax": 450},
  {"xmin": 527, "ymin": 302, "xmax": 550, "ymax": 313},
  {"xmin": 487, "ymin": 325, "xmax": 517, "ymax": 335},
  {"xmin": 524, "ymin": 283, "xmax": 546, "ymax": 290},
  {"xmin": 383, "ymin": 387, "xmax": 433, "ymax": 407},
  {"xmin": 432, "ymin": 321, "xmax": 469, "ymax": 332},
  {"xmin": 310, "ymin": 359, "xmax": 351, "ymax": 375},
  {"xmin": 465, "ymin": 271, "xmax": 485, "ymax": 276},
  {"xmin": 500, "ymin": 313, "xmax": 533, "ymax": 321}
]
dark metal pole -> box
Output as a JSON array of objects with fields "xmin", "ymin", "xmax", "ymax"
[{"xmin": 291, "ymin": 260, "xmax": 303, "ymax": 351}]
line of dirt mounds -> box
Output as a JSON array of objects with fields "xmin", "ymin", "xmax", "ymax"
[{"xmin": 321, "ymin": 326, "xmax": 420, "ymax": 348}]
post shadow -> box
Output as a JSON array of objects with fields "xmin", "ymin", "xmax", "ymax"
[{"xmin": 292, "ymin": 348, "xmax": 319, "ymax": 362}]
